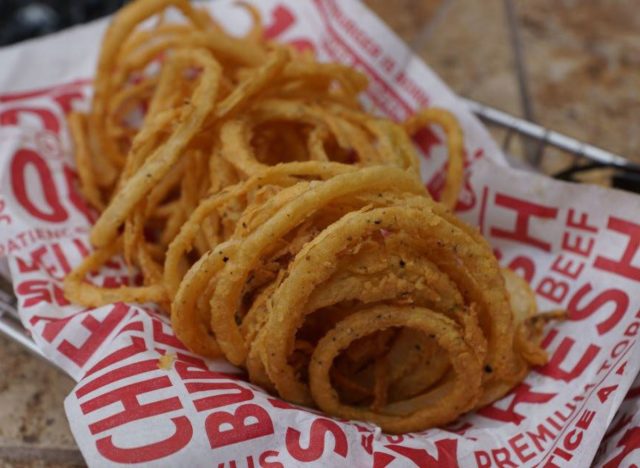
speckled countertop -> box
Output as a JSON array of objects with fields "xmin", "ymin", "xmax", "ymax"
[
  {"xmin": 0, "ymin": 336, "xmax": 82, "ymax": 467},
  {"xmin": 366, "ymin": 0, "xmax": 640, "ymax": 172},
  {"xmin": 1, "ymin": 1, "xmax": 639, "ymax": 466}
]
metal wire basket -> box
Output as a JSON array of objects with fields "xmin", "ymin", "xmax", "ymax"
[{"xmin": 0, "ymin": 274, "xmax": 42, "ymax": 357}]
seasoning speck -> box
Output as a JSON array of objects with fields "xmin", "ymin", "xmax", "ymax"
[{"xmin": 158, "ymin": 353, "xmax": 176, "ymax": 370}]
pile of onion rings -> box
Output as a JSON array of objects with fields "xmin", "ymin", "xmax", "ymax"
[{"xmin": 64, "ymin": 0, "xmax": 561, "ymax": 433}]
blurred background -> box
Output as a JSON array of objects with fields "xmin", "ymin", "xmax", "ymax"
[
  {"xmin": 0, "ymin": 0, "xmax": 127, "ymax": 45},
  {"xmin": 0, "ymin": 0, "xmax": 638, "ymax": 466},
  {"xmin": 365, "ymin": 0, "xmax": 640, "ymax": 185}
]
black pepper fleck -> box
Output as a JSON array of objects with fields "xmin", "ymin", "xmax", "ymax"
[{"xmin": 484, "ymin": 364, "xmax": 493, "ymax": 373}]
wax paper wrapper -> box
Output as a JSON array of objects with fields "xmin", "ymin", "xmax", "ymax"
[{"xmin": 1, "ymin": 0, "xmax": 640, "ymax": 466}]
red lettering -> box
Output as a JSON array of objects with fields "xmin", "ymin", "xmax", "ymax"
[
  {"xmin": 373, "ymin": 451, "xmax": 396, "ymax": 468},
  {"xmin": 76, "ymin": 359, "xmax": 159, "ymax": 397},
  {"xmin": 352, "ymin": 423, "xmax": 373, "ymax": 433},
  {"xmin": 263, "ymin": 5, "xmax": 313, "ymax": 52},
  {"xmin": 58, "ymin": 304, "xmax": 129, "ymax": 367},
  {"xmin": 52, "ymin": 282, "xmax": 70, "ymax": 306},
  {"xmin": 474, "ymin": 451, "xmax": 491, "ymax": 468},
  {"xmin": 598, "ymin": 359, "xmax": 613, "ymax": 374},
  {"xmin": 0, "ymin": 198, "xmax": 10, "ymax": 225},
  {"xmin": 85, "ymin": 336, "xmax": 147, "ymax": 377},
  {"xmin": 152, "ymin": 320, "xmax": 187, "ymax": 350},
  {"xmin": 563, "ymin": 429, "xmax": 582, "ymax": 451},
  {"xmin": 386, "ymin": 439, "xmax": 458, "ymax": 467},
  {"xmin": 478, "ymin": 384, "xmax": 556, "ymax": 424},
  {"xmin": 538, "ymin": 331, "xmax": 600, "ymax": 381},
  {"xmin": 0, "ymin": 80, "xmax": 88, "ymax": 104},
  {"xmin": 557, "ymin": 402, "xmax": 577, "ymax": 420},
  {"xmin": 414, "ymin": 126, "xmax": 441, "ymax": 156},
  {"xmin": 566, "ymin": 209, "xmax": 597, "ymax": 233},
  {"xmin": 546, "ymin": 446, "xmax": 573, "ymax": 466},
  {"xmin": 490, "ymin": 194, "xmax": 558, "ymax": 252},
  {"xmin": 53, "ymin": 89, "xmax": 85, "ymax": 114},
  {"xmin": 173, "ymin": 352, "xmax": 210, "ymax": 369},
  {"xmin": 16, "ymin": 246, "xmax": 47, "ymax": 273},
  {"xmin": 71, "ymin": 237, "xmax": 91, "ymax": 258},
  {"xmin": 175, "ymin": 360, "xmax": 222, "ymax": 380},
  {"xmin": 259, "ymin": 450, "xmax": 283, "ymax": 468},
  {"xmin": 96, "ymin": 416, "xmax": 192, "ymax": 463},
  {"xmin": 287, "ymin": 39, "xmax": 315, "ymax": 54},
  {"xmin": 119, "ymin": 320, "xmax": 144, "ymax": 334},
  {"xmin": 549, "ymin": 410, "xmax": 568, "ymax": 429},
  {"xmin": 101, "ymin": 276, "xmax": 130, "ymax": 288},
  {"xmin": 14, "ymin": 245, "xmax": 72, "ymax": 283},
  {"xmin": 51, "ymin": 243, "xmax": 71, "ymax": 275},
  {"xmin": 603, "ymin": 426, "xmax": 640, "ymax": 468},
  {"xmin": 492, "ymin": 447, "xmax": 517, "ymax": 468},
  {"xmin": 536, "ymin": 277, "xmax": 569, "ymax": 304},
  {"xmin": 265, "ymin": 5, "xmax": 294, "ymax": 39},
  {"xmin": 594, "ymin": 217, "xmax": 640, "ymax": 282},
  {"xmin": 625, "ymin": 321, "xmax": 640, "ymax": 337},
  {"xmin": 551, "ymin": 255, "xmax": 584, "ymax": 280},
  {"xmin": 186, "ymin": 381, "xmax": 254, "ymax": 412},
  {"xmin": 286, "ymin": 418, "xmax": 348, "ymax": 462},
  {"xmin": 29, "ymin": 313, "xmax": 71, "ymax": 342},
  {"xmin": 11, "ymin": 149, "xmax": 68, "ymax": 222},
  {"xmin": 16, "ymin": 279, "xmax": 52, "ymax": 307},
  {"xmin": 508, "ymin": 434, "xmax": 535, "ymax": 463},
  {"xmin": 81, "ymin": 376, "xmax": 182, "ymax": 434},
  {"xmin": 386, "ymin": 435, "xmax": 404, "ymax": 444},
  {"xmin": 576, "ymin": 410, "xmax": 595, "ymax": 430},
  {"xmin": 612, "ymin": 340, "xmax": 630, "ymax": 358},
  {"xmin": 361, "ymin": 434, "xmax": 373, "ymax": 454},
  {"xmin": 0, "ymin": 107, "xmax": 59, "ymax": 133},
  {"xmin": 5, "ymin": 238, "xmax": 19, "ymax": 253},
  {"xmin": 598, "ymin": 385, "xmax": 618, "ymax": 403},
  {"xmin": 205, "ymin": 404, "xmax": 274, "ymax": 449},
  {"xmin": 562, "ymin": 231, "xmax": 594, "ymax": 257},
  {"xmin": 527, "ymin": 423, "xmax": 556, "ymax": 451},
  {"xmin": 568, "ymin": 285, "xmax": 628, "ymax": 335}
]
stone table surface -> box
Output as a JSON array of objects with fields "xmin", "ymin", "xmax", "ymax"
[
  {"xmin": 365, "ymin": 0, "xmax": 640, "ymax": 175},
  {"xmin": 0, "ymin": 335, "xmax": 83, "ymax": 467},
  {"xmin": 2, "ymin": 1, "xmax": 639, "ymax": 466}
]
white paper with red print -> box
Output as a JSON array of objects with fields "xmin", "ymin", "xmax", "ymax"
[
  {"xmin": 593, "ymin": 373, "xmax": 640, "ymax": 467},
  {"xmin": 1, "ymin": 0, "xmax": 639, "ymax": 466}
]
